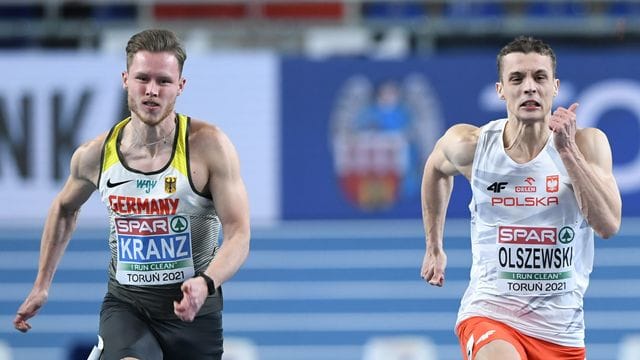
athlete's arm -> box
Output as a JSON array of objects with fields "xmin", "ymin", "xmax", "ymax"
[
  {"xmin": 174, "ymin": 123, "xmax": 250, "ymax": 322},
  {"xmin": 14, "ymin": 137, "xmax": 101, "ymax": 332},
  {"xmin": 421, "ymin": 124, "xmax": 479, "ymax": 286},
  {"xmin": 550, "ymin": 103, "xmax": 621, "ymax": 239},
  {"xmin": 200, "ymin": 126, "xmax": 250, "ymax": 286}
]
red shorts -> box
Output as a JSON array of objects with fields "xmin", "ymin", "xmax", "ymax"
[{"xmin": 456, "ymin": 316, "xmax": 586, "ymax": 360}]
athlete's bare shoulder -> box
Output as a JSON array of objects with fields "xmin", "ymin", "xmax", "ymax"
[
  {"xmin": 426, "ymin": 123, "xmax": 480, "ymax": 179},
  {"xmin": 575, "ymin": 127, "xmax": 608, "ymax": 151},
  {"xmin": 186, "ymin": 118, "xmax": 243, "ymax": 196},
  {"xmin": 187, "ymin": 118, "xmax": 240, "ymax": 171},
  {"xmin": 439, "ymin": 123, "xmax": 481, "ymax": 169},
  {"xmin": 70, "ymin": 132, "xmax": 109, "ymax": 187},
  {"xmin": 187, "ymin": 119, "xmax": 232, "ymax": 153},
  {"xmin": 575, "ymin": 127, "xmax": 613, "ymax": 169},
  {"xmin": 445, "ymin": 123, "xmax": 480, "ymax": 144}
]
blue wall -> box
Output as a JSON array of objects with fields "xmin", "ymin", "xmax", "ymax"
[{"xmin": 281, "ymin": 52, "xmax": 640, "ymax": 219}]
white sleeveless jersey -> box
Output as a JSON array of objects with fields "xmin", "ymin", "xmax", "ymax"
[
  {"xmin": 456, "ymin": 119, "xmax": 594, "ymax": 347},
  {"xmin": 98, "ymin": 114, "xmax": 221, "ymax": 288}
]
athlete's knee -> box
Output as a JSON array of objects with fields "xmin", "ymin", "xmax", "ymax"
[{"xmin": 474, "ymin": 339, "xmax": 521, "ymax": 360}]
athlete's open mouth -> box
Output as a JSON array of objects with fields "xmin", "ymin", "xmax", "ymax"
[{"xmin": 520, "ymin": 100, "xmax": 541, "ymax": 108}]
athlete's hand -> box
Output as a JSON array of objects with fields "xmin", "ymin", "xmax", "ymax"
[
  {"xmin": 174, "ymin": 277, "xmax": 208, "ymax": 322},
  {"xmin": 549, "ymin": 102, "xmax": 579, "ymax": 151},
  {"xmin": 421, "ymin": 248, "xmax": 447, "ymax": 287},
  {"xmin": 14, "ymin": 288, "xmax": 48, "ymax": 333}
]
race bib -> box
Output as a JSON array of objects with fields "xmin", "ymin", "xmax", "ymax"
[
  {"xmin": 115, "ymin": 215, "xmax": 194, "ymax": 285},
  {"xmin": 496, "ymin": 225, "xmax": 576, "ymax": 296}
]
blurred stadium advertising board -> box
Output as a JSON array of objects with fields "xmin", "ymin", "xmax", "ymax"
[
  {"xmin": 1, "ymin": 51, "xmax": 639, "ymax": 224},
  {"xmin": 281, "ymin": 52, "xmax": 640, "ymax": 219},
  {"xmin": 0, "ymin": 52, "xmax": 279, "ymax": 226}
]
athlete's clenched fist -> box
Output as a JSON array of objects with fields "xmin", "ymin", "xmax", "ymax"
[{"xmin": 549, "ymin": 102, "xmax": 579, "ymax": 151}]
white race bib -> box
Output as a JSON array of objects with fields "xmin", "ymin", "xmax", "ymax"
[
  {"xmin": 495, "ymin": 225, "xmax": 577, "ymax": 296},
  {"xmin": 115, "ymin": 215, "xmax": 195, "ymax": 285}
]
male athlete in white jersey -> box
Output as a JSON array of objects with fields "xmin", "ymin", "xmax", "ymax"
[
  {"xmin": 14, "ymin": 29, "xmax": 250, "ymax": 359},
  {"xmin": 420, "ymin": 36, "xmax": 621, "ymax": 360}
]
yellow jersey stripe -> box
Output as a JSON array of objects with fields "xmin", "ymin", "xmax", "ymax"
[
  {"xmin": 171, "ymin": 114, "xmax": 189, "ymax": 177},
  {"xmin": 102, "ymin": 118, "xmax": 130, "ymax": 173}
]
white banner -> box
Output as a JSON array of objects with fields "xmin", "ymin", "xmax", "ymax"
[{"xmin": 0, "ymin": 52, "xmax": 278, "ymax": 227}]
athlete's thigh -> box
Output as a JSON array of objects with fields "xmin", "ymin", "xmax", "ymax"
[
  {"xmin": 475, "ymin": 340, "xmax": 522, "ymax": 360},
  {"xmin": 99, "ymin": 293, "xmax": 163, "ymax": 360},
  {"xmin": 154, "ymin": 311, "xmax": 224, "ymax": 360},
  {"xmin": 456, "ymin": 316, "xmax": 526, "ymax": 360},
  {"xmin": 523, "ymin": 333, "xmax": 586, "ymax": 360}
]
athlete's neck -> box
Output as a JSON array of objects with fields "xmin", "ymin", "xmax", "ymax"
[
  {"xmin": 503, "ymin": 118, "xmax": 551, "ymax": 163},
  {"xmin": 128, "ymin": 116, "xmax": 177, "ymax": 149}
]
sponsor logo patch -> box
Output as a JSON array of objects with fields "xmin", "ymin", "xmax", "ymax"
[
  {"xmin": 515, "ymin": 177, "xmax": 536, "ymax": 193},
  {"xmin": 136, "ymin": 179, "xmax": 157, "ymax": 194},
  {"xmin": 487, "ymin": 181, "xmax": 508, "ymax": 193},
  {"xmin": 106, "ymin": 179, "xmax": 133, "ymax": 188},
  {"xmin": 558, "ymin": 226, "xmax": 575, "ymax": 244},
  {"xmin": 498, "ymin": 225, "xmax": 557, "ymax": 245},
  {"xmin": 115, "ymin": 217, "xmax": 169, "ymax": 235}
]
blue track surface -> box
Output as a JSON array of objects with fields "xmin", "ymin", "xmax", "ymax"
[{"xmin": 1, "ymin": 219, "xmax": 639, "ymax": 360}]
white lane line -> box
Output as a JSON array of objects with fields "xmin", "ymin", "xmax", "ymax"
[
  {"xmin": 3, "ymin": 279, "xmax": 640, "ymax": 301},
  {"xmin": 3, "ymin": 247, "xmax": 640, "ymax": 271},
  {"xmin": 0, "ymin": 251, "xmax": 109, "ymax": 270},
  {"xmin": 2, "ymin": 311, "xmax": 640, "ymax": 334},
  {"xmin": 5, "ymin": 343, "xmax": 618, "ymax": 360}
]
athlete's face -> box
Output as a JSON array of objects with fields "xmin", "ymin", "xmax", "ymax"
[
  {"xmin": 123, "ymin": 51, "xmax": 185, "ymax": 126},
  {"xmin": 496, "ymin": 52, "xmax": 559, "ymax": 123}
]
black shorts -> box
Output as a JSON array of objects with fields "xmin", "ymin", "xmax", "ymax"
[{"xmin": 99, "ymin": 292, "xmax": 223, "ymax": 360}]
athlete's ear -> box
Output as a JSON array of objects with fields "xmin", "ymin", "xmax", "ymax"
[
  {"xmin": 122, "ymin": 71, "xmax": 128, "ymax": 90},
  {"xmin": 553, "ymin": 78, "xmax": 560, "ymax": 97},
  {"xmin": 496, "ymin": 81, "xmax": 505, "ymax": 100},
  {"xmin": 177, "ymin": 77, "xmax": 186, "ymax": 96}
]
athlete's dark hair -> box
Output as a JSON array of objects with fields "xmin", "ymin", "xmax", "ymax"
[
  {"xmin": 497, "ymin": 36, "xmax": 556, "ymax": 82},
  {"xmin": 126, "ymin": 29, "xmax": 187, "ymax": 75}
]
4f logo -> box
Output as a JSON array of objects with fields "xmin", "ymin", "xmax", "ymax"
[
  {"xmin": 165, "ymin": 176, "xmax": 177, "ymax": 194},
  {"xmin": 487, "ymin": 182, "xmax": 508, "ymax": 193}
]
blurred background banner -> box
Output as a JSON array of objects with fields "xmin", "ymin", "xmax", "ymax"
[
  {"xmin": 0, "ymin": 54, "xmax": 122, "ymax": 225},
  {"xmin": 3, "ymin": 51, "xmax": 640, "ymax": 222},
  {"xmin": 281, "ymin": 52, "xmax": 640, "ymax": 219},
  {"xmin": 0, "ymin": 52, "xmax": 279, "ymax": 226}
]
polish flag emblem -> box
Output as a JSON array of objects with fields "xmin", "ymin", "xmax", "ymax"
[{"xmin": 546, "ymin": 175, "xmax": 559, "ymax": 193}]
